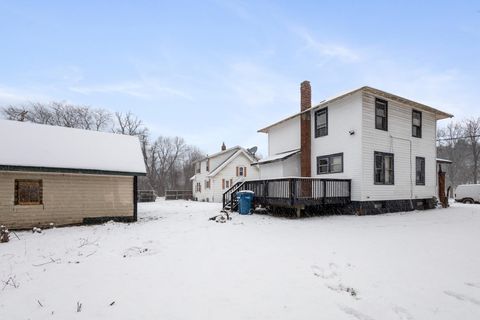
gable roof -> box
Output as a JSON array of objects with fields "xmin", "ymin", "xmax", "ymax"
[
  {"xmin": 0, "ymin": 120, "xmax": 146, "ymax": 175},
  {"xmin": 207, "ymin": 148, "xmax": 256, "ymax": 177},
  {"xmin": 258, "ymin": 86, "xmax": 454, "ymax": 133},
  {"xmin": 193, "ymin": 145, "xmax": 241, "ymax": 164}
]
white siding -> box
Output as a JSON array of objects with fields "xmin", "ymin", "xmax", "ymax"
[
  {"xmin": 258, "ymin": 161, "xmax": 282, "ymax": 179},
  {"xmin": 361, "ymin": 92, "xmax": 437, "ymax": 201},
  {"xmin": 310, "ymin": 91, "xmax": 363, "ymax": 201},
  {"xmin": 267, "ymin": 117, "xmax": 300, "ymax": 156},
  {"xmin": 283, "ymin": 153, "xmax": 301, "ymax": 177},
  {"xmin": 258, "ymin": 153, "xmax": 300, "ymax": 179},
  {"xmin": 192, "ymin": 152, "xmax": 259, "ymax": 203},
  {"xmin": 210, "ymin": 153, "xmax": 259, "ymax": 202}
]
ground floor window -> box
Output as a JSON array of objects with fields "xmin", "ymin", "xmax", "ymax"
[
  {"xmin": 15, "ymin": 179, "xmax": 43, "ymax": 205},
  {"xmin": 195, "ymin": 182, "xmax": 201, "ymax": 192},
  {"xmin": 374, "ymin": 152, "xmax": 394, "ymax": 185},
  {"xmin": 316, "ymin": 153, "xmax": 343, "ymax": 174},
  {"xmin": 416, "ymin": 157, "xmax": 425, "ymax": 185}
]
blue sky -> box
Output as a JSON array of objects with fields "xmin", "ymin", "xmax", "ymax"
[{"xmin": 0, "ymin": 1, "xmax": 479, "ymax": 155}]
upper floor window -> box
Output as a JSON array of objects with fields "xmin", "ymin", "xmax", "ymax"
[
  {"xmin": 206, "ymin": 159, "xmax": 210, "ymax": 171},
  {"xmin": 416, "ymin": 157, "xmax": 425, "ymax": 185},
  {"xmin": 315, "ymin": 107, "xmax": 328, "ymax": 138},
  {"xmin": 195, "ymin": 182, "xmax": 201, "ymax": 192},
  {"xmin": 316, "ymin": 153, "xmax": 343, "ymax": 174},
  {"xmin": 15, "ymin": 179, "xmax": 43, "ymax": 205},
  {"xmin": 375, "ymin": 98, "xmax": 388, "ymax": 131},
  {"xmin": 195, "ymin": 163, "xmax": 201, "ymax": 174},
  {"xmin": 412, "ymin": 110, "xmax": 422, "ymax": 138},
  {"xmin": 237, "ymin": 166, "xmax": 247, "ymax": 177},
  {"xmin": 374, "ymin": 152, "xmax": 394, "ymax": 185}
]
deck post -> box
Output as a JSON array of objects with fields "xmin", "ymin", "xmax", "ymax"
[
  {"xmin": 289, "ymin": 178, "xmax": 295, "ymax": 206},
  {"xmin": 296, "ymin": 207, "xmax": 302, "ymax": 218},
  {"xmin": 322, "ymin": 179, "xmax": 326, "ymax": 205}
]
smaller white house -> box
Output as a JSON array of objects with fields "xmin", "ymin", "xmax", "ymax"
[{"xmin": 191, "ymin": 143, "xmax": 259, "ymax": 202}]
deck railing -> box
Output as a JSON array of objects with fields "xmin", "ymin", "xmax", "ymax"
[{"xmin": 222, "ymin": 177, "xmax": 351, "ymax": 209}]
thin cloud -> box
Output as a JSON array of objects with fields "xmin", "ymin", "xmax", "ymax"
[{"xmin": 293, "ymin": 27, "xmax": 360, "ymax": 63}]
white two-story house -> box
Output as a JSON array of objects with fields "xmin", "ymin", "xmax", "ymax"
[
  {"xmin": 242, "ymin": 82, "xmax": 453, "ymax": 215},
  {"xmin": 192, "ymin": 143, "xmax": 259, "ymax": 202}
]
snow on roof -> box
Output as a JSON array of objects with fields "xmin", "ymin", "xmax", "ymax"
[
  {"xmin": 258, "ymin": 86, "xmax": 454, "ymax": 133},
  {"xmin": 252, "ymin": 149, "xmax": 300, "ymax": 165},
  {"xmin": 0, "ymin": 120, "xmax": 146, "ymax": 175},
  {"xmin": 436, "ymin": 158, "xmax": 453, "ymax": 164}
]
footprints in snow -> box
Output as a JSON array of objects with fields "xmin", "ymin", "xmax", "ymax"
[
  {"xmin": 391, "ymin": 306, "xmax": 414, "ymax": 320},
  {"xmin": 443, "ymin": 282, "xmax": 480, "ymax": 307},
  {"xmin": 312, "ymin": 263, "xmax": 414, "ymax": 320},
  {"xmin": 444, "ymin": 290, "xmax": 480, "ymax": 306},
  {"xmin": 311, "ymin": 262, "xmax": 358, "ymax": 299}
]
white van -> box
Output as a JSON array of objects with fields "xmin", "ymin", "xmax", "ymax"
[{"xmin": 455, "ymin": 184, "xmax": 480, "ymax": 204}]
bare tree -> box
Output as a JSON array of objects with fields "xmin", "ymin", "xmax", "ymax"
[
  {"xmin": 1, "ymin": 102, "xmax": 111, "ymax": 131},
  {"xmin": 464, "ymin": 117, "xmax": 480, "ymax": 184},
  {"xmin": 437, "ymin": 121, "xmax": 465, "ymax": 188},
  {"xmin": 2, "ymin": 103, "xmax": 204, "ymax": 195},
  {"xmin": 155, "ymin": 136, "xmax": 187, "ymax": 194},
  {"xmin": 113, "ymin": 111, "xmax": 145, "ymax": 136}
]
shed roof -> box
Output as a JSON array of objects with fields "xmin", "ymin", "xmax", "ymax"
[
  {"xmin": 251, "ymin": 149, "xmax": 300, "ymax": 165},
  {"xmin": 0, "ymin": 120, "xmax": 146, "ymax": 175}
]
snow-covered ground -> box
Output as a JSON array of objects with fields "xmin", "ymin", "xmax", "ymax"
[{"xmin": 1, "ymin": 200, "xmax": 480, "ymax": 319}]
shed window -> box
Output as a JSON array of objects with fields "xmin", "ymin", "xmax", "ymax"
[
  {"xmin": 316, "ymin": 153, "xmax": 343, "ymax": 174},
  {"xmin": 374, "ymin": 152, "xmax": 394, "ymax": 185},
  {"xmin": 412, "ymin": 110, "xmax": 422, "ymax": 138},
  {"xmin": 375, "ymin": 98, "xmax": 388, "ymax": 131},
  {"xmin": 15, "ymin": 179, "xmax": 43, "ymax": 205},
  {"xmin": 416, "ymin": 157, "xmax": 425, "ymax": 185},
  {"xmin": 315, "ymin": 107, "xmax": 328, "ymax": 137}
]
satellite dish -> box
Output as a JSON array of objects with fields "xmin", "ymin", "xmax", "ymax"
[{"xmin": 247, "ymin": 146, "xmax": 258, "ymax": 155}]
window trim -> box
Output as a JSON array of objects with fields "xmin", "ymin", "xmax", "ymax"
[
  {"xmin": 15, "ymin": 179, "xmax": 43, "ymax": 205},
  {"xmin": 374, "ymin": 151, "xmax": 394, "ymax": 185},
  {"xmin": 316, "ymin": 153, "xmax": 344, "ymax": 174},
  {"xmin": 375, "ymin": 98, "xmax": 388, "ymax": 131},
  {"xmin": 314, "ymin": 107, "xmax": 328, "ymax": 138},
  {"xmin": 416, "ymin": 157, "xmax": 426, "ymax": 185},
  {"xmin": 412, "ymin": 109, "xmax": 422, "ymax": 138}
]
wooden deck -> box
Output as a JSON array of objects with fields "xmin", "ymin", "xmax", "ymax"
[{"xmin": 222, "ymin": 177, "xmax": 351, "ymax": 210}]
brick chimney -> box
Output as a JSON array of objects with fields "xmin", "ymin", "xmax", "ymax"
[
  {"xmin": 221, "ymin": 142, "xmax": 226, "ymax": 151},
  {"xmin": 300, "ymin": 81, "xmax": 311, "ymax": 178}
]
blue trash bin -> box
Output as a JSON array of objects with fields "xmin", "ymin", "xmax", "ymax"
[{"xmin": 237, "ymin": 190, "xmax": 254, "ymax": 215}]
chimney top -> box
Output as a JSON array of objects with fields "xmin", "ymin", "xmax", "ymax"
[
  {"xmin": 300, "ymin": 81, "xmax": 312, "ymax": 112},
  {"xmin": 221, "ymin": 142, "xmax": 226, "ymax": 151}
]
